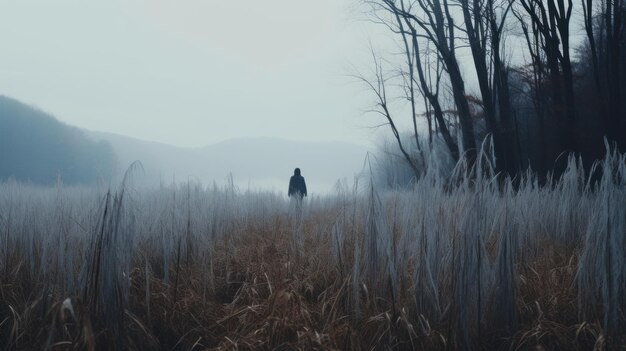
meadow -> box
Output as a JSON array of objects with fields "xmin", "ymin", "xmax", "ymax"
[{"xmin": 0, "ymin": 151, "xmax": 625, "ymax": 350}]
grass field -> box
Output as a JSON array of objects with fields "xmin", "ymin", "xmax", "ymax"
[{"xmin": 0, "ymin": 153, "xmax": 625, "ymax": 350}]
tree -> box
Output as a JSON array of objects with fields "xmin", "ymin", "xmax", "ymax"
[
  {"xmin": 361, "ymin": 0, "xmax": 625, "ymax": 181},
  {"xmin": 395, "ymin": 5, "xmax": 460, "ymax": 161},
  {"xmin": 369, "ymin": 0, "xmax": 478, "ymax": 166},
  {"xmin": 602, "ymin": 0, "xmax": 625, "ymax": 146},
  {"xmin": 458, "ymin": 0, "xmax": 521, "ymax": 175},
  {"xmin": 517, "ymin": 0, "xmax": 577, "ymax": 155},
  {"xmin": 354, "ymin": 51, "xmax": 423, "ymax": 179}
]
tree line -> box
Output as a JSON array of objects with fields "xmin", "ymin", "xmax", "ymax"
[{"xmin": 361, "ymin": 0, "xmax": 625, "ymax": 180}]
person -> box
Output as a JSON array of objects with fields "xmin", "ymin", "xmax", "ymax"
[{"xmin": 288, "ymin": 168, "xmax": 307, "ymax": 199}]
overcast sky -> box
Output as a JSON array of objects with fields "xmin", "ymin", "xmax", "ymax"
[{"xmin": 0, "ymin": 0, "xmax": 387, "ymax": 148}]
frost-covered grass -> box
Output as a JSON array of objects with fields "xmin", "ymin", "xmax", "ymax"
[{"xmin": 0, "ymin": 152, "xmax": 625, "ymax": 350}]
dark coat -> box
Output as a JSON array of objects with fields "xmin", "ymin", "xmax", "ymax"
[{"xmin": 288, "ymin": 169, "xmax": 307, "ymax": 198}]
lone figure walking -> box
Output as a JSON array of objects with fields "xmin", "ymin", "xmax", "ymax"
[{"xmin": 288, "ymin": 168, "xmax": 307, "ymax": 199}]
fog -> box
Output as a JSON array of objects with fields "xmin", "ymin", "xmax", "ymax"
[
  {"xmin": 0, "ymin": 1, "xmax": 385, "ymax": 191},
  {"xmin": 0, "ymin": 0, "xmax": 377, "ymax": 148},
  {"xmin": 0, "ymin": 93, "xmax": 367, "ymax": 193},
  {"xmin": 90, "ymin": 131, "xmax": 368, "ymax": 195}
]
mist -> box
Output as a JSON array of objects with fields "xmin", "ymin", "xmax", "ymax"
[{"xmin": 90, "ymin": 131, "xmax": 368, "ymax": 194}]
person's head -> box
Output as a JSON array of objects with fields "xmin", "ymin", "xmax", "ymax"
[{"xmin": 294, "ymin": 168, "xmax": 301, "ymax": 176}]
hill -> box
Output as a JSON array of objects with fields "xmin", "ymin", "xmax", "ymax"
[
  {"xmin": 0, "ymin": 95, "xmax": 367, "ymax": 191},
  {"xmin": 89, "ymin": 131, "xmax": 368, "ymax": 194},
  {"xmin": 0, "ymin": 96, "xmax": 115, "ymax": 184}
]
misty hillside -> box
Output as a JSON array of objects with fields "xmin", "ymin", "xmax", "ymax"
[
  {"xmin": 0, "ymin": 94, "xmax": 366, "ymax": 191},
  {"xmin": 89, "ymin": 131, "xmax": 368, "ymax": 193},
  {"xmin": 0, "ymin": 96, "xmax": 115, "ymax": 184}
]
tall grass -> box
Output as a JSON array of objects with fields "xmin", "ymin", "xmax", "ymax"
[{"xmin": 0, "ymin": 150, "xmax": 624, "ymax": 349}]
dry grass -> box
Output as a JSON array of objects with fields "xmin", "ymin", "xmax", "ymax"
[
  {"xmin": 0, "ymin": 211, "xmax": 615, "ymax": 350},
  {"xmin": 0, "ymin": 152, "xmax": 625, "ymax": 350}
]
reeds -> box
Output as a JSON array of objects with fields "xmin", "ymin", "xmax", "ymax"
[{"xmin": 0, "ymin": 150, "xmax": 624, "ymax": 349}]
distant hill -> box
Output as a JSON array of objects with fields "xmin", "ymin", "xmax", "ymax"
[
  {"xmin": 89, "ymin": 132, "xmax": 368, "ymax": 194},
  {"xmin": 0, "ymin": 96, "xmax": 116, "ymax": 184},
  {"xmin": 0, "ymin": 95, "xmax": 367, "ymax": 191}
]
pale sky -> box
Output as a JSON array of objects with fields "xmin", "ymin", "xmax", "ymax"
[{"xmin": 0, "ymin": 0, "xmax": 384, "ymax": 147}]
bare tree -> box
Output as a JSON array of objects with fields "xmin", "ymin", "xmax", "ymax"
[
  {"xmin": 582, "ymin": 0, "xmax": 602, "ymax": 90},
  {"xmin": 359, "ymin": 0, "xmax": 625, "ymax": 181},
  {"xmin": 518, "ymin": 0, "xmax": 577, "ymax": 154},
  {"xmin": 458, "ymin": 0, "xmax": 521, "ymax": 175},
  {"xmin": 372, "ymin": 0, "xmax": 478, "ymax": 165},
  {"xmin": 394, "ymin": 4, "xmax": 460, "ymax": 161},
  {"xmin": 354, "ymin": 51, "xmax": 422, "ymax": 179},
  {"xmin": 603, "ymin": 0, "xmax": 625, "ymax": 146}
]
